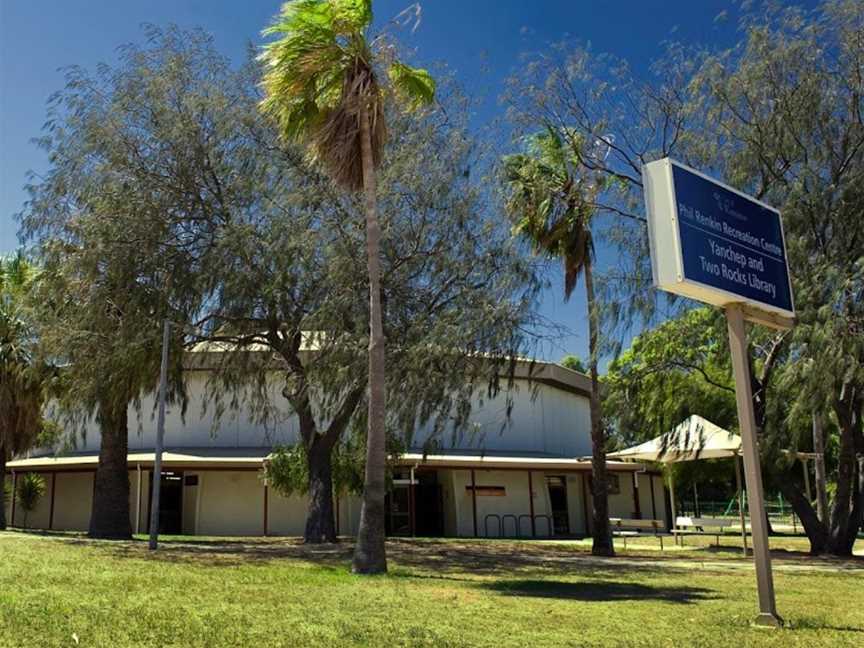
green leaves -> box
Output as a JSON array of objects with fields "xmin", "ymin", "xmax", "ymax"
[
  {"xmin": 388, "ymin": 62, "xmax": 435, "ymax": 109},
  {"xmin": 331, "ymin": 0, "xmax": 373, "ymax": 32}
]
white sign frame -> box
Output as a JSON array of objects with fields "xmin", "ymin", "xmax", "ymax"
[{"xmin": 643, "ymin": 158, "xmax": 795, "ymax": 329}]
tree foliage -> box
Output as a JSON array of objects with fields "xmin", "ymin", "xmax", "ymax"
[
  {"xmin": 15, "ymin": 472, "xmax": 46, "ymax": 527},
  {"xmin": 0, "ymin": 253, "xmax": 56, "ymax": 530},
  {"xmin": 19, "ymin": 26, "xmax": 254, "ymax": 538}
]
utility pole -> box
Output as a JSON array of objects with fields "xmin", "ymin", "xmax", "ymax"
[{"xmin": 148, "ymin": 319, "xmax": 171, "ymax": 551}]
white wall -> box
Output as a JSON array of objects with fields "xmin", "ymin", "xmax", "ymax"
[
  {"xmin": 71, "ymin": 373, "xmax": 300, "ymax": 453},
  {"xmin": 64, "ymin": 373, "xmax": 591, "ymax": 460},
  {"xmin": 412, "ymin": 383, "xmax": 592, "ymax": 457}
]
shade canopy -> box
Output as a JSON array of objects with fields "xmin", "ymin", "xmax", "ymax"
[{"xmin": 607, "ymin": 415, "xmax": 741, "ymax": 463}]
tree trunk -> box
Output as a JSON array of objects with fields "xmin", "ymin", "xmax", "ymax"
[
  {"xmin": 0, "ymin": 447, "xmax": 6, "ymax": 530},
  {"xmin": 776, "ymin": 475, "xmax": 827, "ymax": 553},
  {"xmin": 812, "ymin": 413, "xmax": 829, "ymax": 524},
  {"xmin": 825, "ymin": 392, "xmax": 860, "ymax": 556},
  {"xmin": 89, "ymin": 403, "xmax": 132, "ymax": 539},
  {"xmin": 353, "ymin": 101, "xmax": 388, "ymax": 574},
  {"xmin": 583, "ymin": 255, "xmax": 613, "ymax": 557},
  {"xmin": 304, "ymin": 439, "xmax": 337, "ymax": 544}
]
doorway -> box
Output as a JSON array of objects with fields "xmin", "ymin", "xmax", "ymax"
[
  {"xmin": 147, "ymin": 471, "xmax": 184, "ymax": 535},
  {"xmin": 546, "ymin": 476, "xmax": 570, "ymax": 536},
  {"xmin": 413, "ymin": 472, "xmax": 444, "ymax": 537},
  {"xmin": 385, "ymin": 484, "xmax": 411, "ymax": 536}
]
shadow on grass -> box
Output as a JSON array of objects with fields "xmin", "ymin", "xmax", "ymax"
[
  {"xmin": 791, "ymin": 617, "xmax": 864, "ymax": 633},
  {"xmin": 483, "ymin": 579, "xmax": 717, "ymax": 604},
  {"xmin": 53, "ymin": 535, "xmax": 689, "ymax": 577}
]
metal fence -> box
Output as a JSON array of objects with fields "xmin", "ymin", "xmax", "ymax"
[{"xmin": 677, "ymin": 494, "xmax": 805, "ymax": 533}]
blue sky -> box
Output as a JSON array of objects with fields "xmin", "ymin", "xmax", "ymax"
[{"xmin": 0, "ymin": 0, "xmax": 800, "ymax": 361}]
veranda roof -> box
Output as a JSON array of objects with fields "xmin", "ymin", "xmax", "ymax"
[
  {"xmin": 6, "ymin": 449, "xmax": 645, "ymax": 472},
  {"xmin": 606, "ymin": 415, "xmax": 741, "ymax": 463}
]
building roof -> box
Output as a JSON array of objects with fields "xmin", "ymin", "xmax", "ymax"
[{"xmin": 186, "ymin": 338, "xmax": 592, "ymax": 396}]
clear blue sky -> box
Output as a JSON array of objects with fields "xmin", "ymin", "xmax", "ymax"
[{"xmin": 0, "ymin": 1, "xmax": 804, "ymax": 361}]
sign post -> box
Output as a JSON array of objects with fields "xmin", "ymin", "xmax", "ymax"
[
  {"xmin": 726, "ymin": 304, "xmax": 780, "ymax": 626},
  {"xmin": 644, "ymin": 159, "xmax": 791, "ymax": 627}
]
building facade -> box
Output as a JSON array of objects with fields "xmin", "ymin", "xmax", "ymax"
[{"xmin": 4, "ymin": 357, "xmax": 669, "ymax": 538}]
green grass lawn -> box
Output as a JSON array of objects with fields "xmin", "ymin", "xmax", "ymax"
[{"xmin": 1, "ymin": 531, "xmax": 862, "ymax": 647}]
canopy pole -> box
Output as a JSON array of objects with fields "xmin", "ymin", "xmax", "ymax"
[
  {"xmin": 801, "ymin": 458, "xmax": 812, "ymax": 504},
  {"xmin": 735, "ymin": 454, "xmax": 747, "ymax": 557},
  {"xmin": 668, "ymin": 470, "xmax": 677, "ymax": 545}
]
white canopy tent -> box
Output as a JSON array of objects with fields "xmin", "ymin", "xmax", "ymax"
[{"xmin": 608, "ymin": 415, "xmax": 747, "ymax": 553}]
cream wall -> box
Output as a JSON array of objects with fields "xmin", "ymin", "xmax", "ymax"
[
  {"xmin": 196, "ymin": 471, "xmax": 265, "ymax": 536},
  {"xmin": 449, "ymin": 469, "xmax": 564, "ymax": 538},
  {"xmin": 565, "ymin": 474, "xmax": 588, "ymax": 536},
  {"xmin": 52, "ymin": 472, "xmax": 94, "ymax": 531},
  {"xmin": 635, "ymin": 473, "xmax": 668, "ymax": 525},
  {"xmin": 336, "ymin": 493, "xmax": 361, "ymax": 536},
  {"xmin": 267, "ymin": 490, "xmax": 307, "ymax": 536},
  {"xmin": 4, "ymin": 475, "xmax": 12, "ymax": 525}
]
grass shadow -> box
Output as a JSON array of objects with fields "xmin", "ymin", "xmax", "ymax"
[{"xmin": 483, "ymin": 579, "xmax": 717, "ymax": 604}]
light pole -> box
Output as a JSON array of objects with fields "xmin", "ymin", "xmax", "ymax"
[{"xmin": 148, "ymin": 319, "xmax": 171, "ymax": 550}]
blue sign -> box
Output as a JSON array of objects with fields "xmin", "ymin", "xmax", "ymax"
[{"xmin": 671, "ymin": 164, "xmax": 793, "ymax": 313}]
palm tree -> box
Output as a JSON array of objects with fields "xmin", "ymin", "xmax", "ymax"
[
  {"xmin": 503, "ymin": 129, "xmax": 614, "ymax": 556},
  {"xmin": 259, "ymin": 0, "xmax": 434, "ymax": 573},
  {"xmin": 0, "ymin": 253, "xmax": 51, "ymax": 530}
]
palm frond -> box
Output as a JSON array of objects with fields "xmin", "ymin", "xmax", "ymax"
[
  {"xmin": 259, "ymin": 0, "xmax": 433, "ymax": 191},
  {"xmin": 503, "ymin": 130, "xmax": 598, "ymax": 300}
]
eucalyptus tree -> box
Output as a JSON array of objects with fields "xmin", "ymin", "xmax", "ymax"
[
  {"xmin": 0, "ymin": 253, "xmax": 54, "ymax": 530},
  {"xmin": 689, "ymin": 0, "xmax": 864, "ymax": 555},
  {"xmin": 19, "ymin": 27, "xmax": 254, "ymax": 538},
  {"xmin": 503, "ymin": 130, "xmax": 614, "ymax": 556},
  {"xmin": 206, "ymin": 84, "xmax": 539, "ymax": 546},
  {"xmin": 258, "ymin": 0, "xmax": 435, "ymax": 573},
  {"xmin": 505, "ymin": 0, "xmax": 863, "ymax": 556}
]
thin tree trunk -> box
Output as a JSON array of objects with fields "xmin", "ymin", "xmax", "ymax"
[
  {"xmin": 843, "ymin": 456, "xmax": 863, "ymax": 554},
  {"xmin": 583, "ymin": 255, "xmax": 613, "ymax": 557},
  {"xmin": 353, "ymin": 101, "xmax": 388, "ymax": 574},
  {"xmin": 305, "ymin": 439, "xmax": 337, "ymax": 544},
  {"xmin": 0, "ymin": 447, "xmax": 6, "ymax": 530},
  {"xmin": 89, "ymin": 403, "xmax": 132, "ymax": 539},
  {"xmin": 812, "ymin": 413, "xmax": 829, "ymax": 524},
  {"xmin": 826, "ymin": 393, "xmax": 859, "ymax": 556}
]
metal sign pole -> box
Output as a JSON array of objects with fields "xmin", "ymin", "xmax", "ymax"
[
  {"xmin": 148, "ymin": 319, "xmax": 171, "ymax": 551},
  {"xmin": 725, "ymin": 305, "xmax": 781, "ymax": 627}
]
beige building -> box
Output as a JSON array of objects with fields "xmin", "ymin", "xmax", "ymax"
[{"xmin": 4, "ymin": 357, "xmax": 668, "ymax": 538}]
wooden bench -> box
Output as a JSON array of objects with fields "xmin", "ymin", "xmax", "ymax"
[
  {"xmin": 673, "ymin": 516, "xmax": 735, "ymax": 546},
  {"xmin": 610, "ymin": 518, "xmax": 668, "ymax": 550}
]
